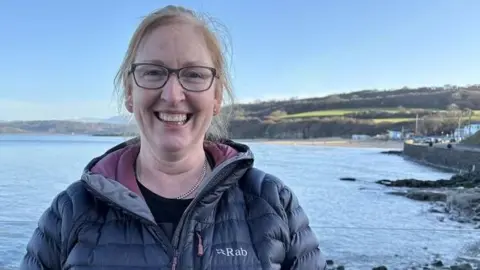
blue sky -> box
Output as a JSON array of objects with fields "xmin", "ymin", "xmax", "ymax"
[{"xmin": 0, "ymin": 0, "xmax": 479, "ymax": 121}]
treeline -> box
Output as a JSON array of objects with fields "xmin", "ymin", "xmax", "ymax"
[{"xmin": 227, "ymin": 117, "xmax": 460, "ymax": 139}]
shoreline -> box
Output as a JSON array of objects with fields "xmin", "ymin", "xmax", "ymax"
[
  {"xmin": 240, "ymin": 138, "xmax": 404, "ymax": 149},
  {"xmin": 0, "ymin": 133, "xmax": 405, "ymax": 150}
]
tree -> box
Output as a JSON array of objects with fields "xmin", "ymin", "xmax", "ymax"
[{"xmin": 447, "ymin": 103, "xmax": 459, "ymax": 111}]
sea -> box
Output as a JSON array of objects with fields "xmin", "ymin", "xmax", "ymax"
[{"xmin": 0, "ymin": 134, "xmax": 478, "ymax": 270}]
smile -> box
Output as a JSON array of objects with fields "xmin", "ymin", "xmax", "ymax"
[{"xmin": 154, "ymin": 112, "xmax": 193, "ymax": 125}]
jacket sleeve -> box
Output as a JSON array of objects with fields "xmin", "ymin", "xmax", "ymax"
[
  {"xmin": 20, "ymin": 190, "xmax": 73, "ymax": 270},
  {"xmin": 279, "ymin": 185, "xmax": 327, "ymax": 270}
]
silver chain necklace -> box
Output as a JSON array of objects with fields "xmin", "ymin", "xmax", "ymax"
[{"xmin": 175, "ymin": 159, "xmax": 208, "ymax": 199}]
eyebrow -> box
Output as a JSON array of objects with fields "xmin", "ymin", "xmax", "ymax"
[{"xmin": 137, "ymin": 59, "xmax": 211, "ymax": 67}]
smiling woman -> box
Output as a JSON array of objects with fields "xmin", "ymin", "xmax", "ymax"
[{"xmin": 20, "ymin": 5, "xmax": 326, "ymax": 270}]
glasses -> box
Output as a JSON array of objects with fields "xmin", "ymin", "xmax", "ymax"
[{"xmin": 129, "ymin": 63, "xmax": 218, "ymax": 92}]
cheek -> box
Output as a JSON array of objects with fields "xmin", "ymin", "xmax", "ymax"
[{"xmin": 132, "ymin": 88, "xmax": 158, "ymax": 108}]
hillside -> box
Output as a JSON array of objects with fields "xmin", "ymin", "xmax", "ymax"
[
  {"xmin": 461, "ymin": 131, "xmax": 480, "ymax": 145},
  {"xmin": 232, "ymin": 84, "xmax": 480, "ymax": 119},
  {"xmin": 0, "ymin": 120, "xmax": 137, "ymax": 136},
  {"xmin": 2, "ymin": 84, "xmax": 479, "ymax": 139},
  {"xmin": 226, "ymin": 84, "xmax": 480, "ymax": 138}
]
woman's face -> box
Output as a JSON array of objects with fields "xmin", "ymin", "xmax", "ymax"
[{"xmin": 126, "ymin": 22, "xmax": 221, "ymax": 154}]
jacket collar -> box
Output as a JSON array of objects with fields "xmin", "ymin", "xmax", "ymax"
[{"xmin": 80, "ymin": 137, "xmax": 254, "ymax": 223}]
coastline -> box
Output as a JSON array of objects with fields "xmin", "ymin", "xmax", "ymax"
[
  {"xmin": 240, "ymin": 138, "xmax": 404, "ymax": 149},
  {"xmin": 0, "ymin": 133, "xmax": 405, "ymax": 150}
]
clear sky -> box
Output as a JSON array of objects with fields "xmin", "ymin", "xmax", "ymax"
[{"xmin": 0, "ymin": 0, "xmax": 479, "ymax": 121}]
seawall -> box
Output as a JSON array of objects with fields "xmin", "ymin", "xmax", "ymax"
[{"xmin": 403, "ymin": 142, "xmax": 480, "ymax": 172}]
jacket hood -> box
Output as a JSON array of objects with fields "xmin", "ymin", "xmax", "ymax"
[{"xmin": 80, "ymin": 137, "xmax": 254, "ymax": 223}]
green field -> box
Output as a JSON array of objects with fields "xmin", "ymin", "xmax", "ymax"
[
  {"xmin": 280, "ymin": 108, "xmax": 416, "ymax": 119},
  {"xmin": 278, "ymin": 108, "xmax": 480, "ymax": 124},
  {"xmin": 372, "ymin": 118, "xmax": 415, "ymax": 123}
]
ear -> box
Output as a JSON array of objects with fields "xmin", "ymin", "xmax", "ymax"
[
  {"xmin": 213, "ymin": 83, "xmax": 223, "ymax": 116},
  {"xmin": 124, "ymin": 85, "xmax": 134, "ymax": 113}
]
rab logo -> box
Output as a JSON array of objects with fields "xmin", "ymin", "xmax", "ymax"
[{"xmin": 216, "ymin": 247, "xmax": 248, "ymax": 257}]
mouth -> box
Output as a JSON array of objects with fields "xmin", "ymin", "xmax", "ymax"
[{"xmin": 154, "ymin": 111, "xmax": 193, "ymax": 126}]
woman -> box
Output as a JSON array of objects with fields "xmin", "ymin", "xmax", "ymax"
[{"xmin": 21, "ymin": 5, "xmax": 326, "ymax": 270}]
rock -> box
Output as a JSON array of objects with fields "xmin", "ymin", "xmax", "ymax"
[
  {"xmin": 432, "ymin": 260, "xmax": 444, "ymax": 267},
  {"xmin": 429, "ymin": 202, "xmax": 448, "ymax": 213},
  {"xmin": 446, "ymin": 190, "xmax": 480, "ymax": 223},
  {"xmin": 387, "ymin": 190, "xmax": 447, "ymax": 202},
  {"xmin": 336, "ymin": 266, "xmax": 345, "ymax": 270},
  {"xmin": 386, "ymin": 191, "xmax": 408, "ymax": 196},
  {"xmin": 405, "ymin": 190, "xmax": 448, "ymax": 202},
  {"xmin": 376, "ymin": 171, "xmax": 480, "ymax": 189},
  {"xmin": 450, "ymin": 263, "xmax": 473, "ymax": 270},
  {"xmin": 372, "ymin": 266, "xmax": 388, "ymax": 270},
  {"xmin": 380, "ymin": 150, "xmax": 403, "ymax": 155},
  {"xmin": 326, "ymin": 259, "xmax": 334, "ymax": 265},
  {"xmin": 340, "ymin": 177, "xmax": 356, "ymax": 181}
]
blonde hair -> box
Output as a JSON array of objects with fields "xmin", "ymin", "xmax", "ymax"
[{"xmin": 113, "ymin": 5, "xmax": 234, "ymax": 140}]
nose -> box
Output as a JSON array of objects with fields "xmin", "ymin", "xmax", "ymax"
[{"xmin": 160, "ymin": 75, "xmax": 185, "ymax": 105}]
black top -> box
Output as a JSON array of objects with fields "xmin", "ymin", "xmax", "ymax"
[
  {"xmin": 135, "ymin": 152, "xmax": 215, "ymax": 241},
  {"xmin": 137, "ymin": 182, "xmax": 192, "ymax": 241}
]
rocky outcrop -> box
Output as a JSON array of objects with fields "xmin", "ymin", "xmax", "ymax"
[
  {"xmin": 377, "ymin": 171, "xmax": 480, "ymax": 228},
  {"xmin": 387, "ymin": 190, "xmax": 448, "ymax": 202},
  {"xmin": 324, "ymin": 258, "xmax": 477, "ymax": 270},
  {"xmin": 376, "ymin": 171, "xmax": 480, "ymax": 189},
  {"xmin": 447, "ymin": 190, "xmax": 480, "ymax": 225},
  {"xmin": 380, "ymin": 150, "xmax": 403, "ymax": 155}
]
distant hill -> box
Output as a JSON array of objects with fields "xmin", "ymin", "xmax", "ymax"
[
  {"xmin": 68, "ymin": 115, "xmax": 131, "ymax": 125},
  {"xmin": 0, "ymin": 120, "xmax": 137, "ymax": 136},
  {"xmin": 2, "ymin": 84, "xmax": 479, "ymax": 139}
]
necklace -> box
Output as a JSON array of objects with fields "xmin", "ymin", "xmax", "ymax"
[{"xmin": 175, "ymin": 159, "xmax": 208, "ymax": 199}]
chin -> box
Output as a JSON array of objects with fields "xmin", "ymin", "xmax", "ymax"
[{"xmin": 156, "ymin": 136, "xmax": 191, "ymax": 153}]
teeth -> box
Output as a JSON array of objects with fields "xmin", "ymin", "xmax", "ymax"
[{"xmin": 158, "ymin": 113, "xmax": 187, "ymax": 122}]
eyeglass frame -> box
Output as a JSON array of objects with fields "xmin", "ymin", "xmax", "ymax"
[{"xmin": 128, "ymin": 63, "xmax": 219, "ymax": 92}]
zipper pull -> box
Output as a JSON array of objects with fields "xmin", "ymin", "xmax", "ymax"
[
  {"xmin": 171, "ymin": 250, "xmax": 178, "ymax": 270},
  {"xmin": 196, "ymin": 231, "xmax": 204, "ymax": 257}
]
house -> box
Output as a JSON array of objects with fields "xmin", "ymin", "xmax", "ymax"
[
  {"xmin": 352, "ymin": 134, "xmax": 371, "ymax": 140},
  {"xmin": 387, "ymin": 130, "xmax": 403, "ymax": 140},
  {"xmin": 454, "ymin": 123, "xmax": 480, "ymax": 139}
]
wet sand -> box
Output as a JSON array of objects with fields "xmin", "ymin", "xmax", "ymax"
[{"xmin": 243, "ymin": 138, "xmax": 404, "ymax": 149}]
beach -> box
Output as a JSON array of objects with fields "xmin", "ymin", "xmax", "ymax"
[{"xmin": 244, "ymin": 138, "xmax": 404, "ymax": 149}]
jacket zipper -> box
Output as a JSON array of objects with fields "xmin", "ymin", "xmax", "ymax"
[
  {"xmin": 171, "ymin": 250, "xmax": 178, "ymax": 270},
  {"xmin": 170, "ymin": 165, "xmax": 231, "ymax": 249},
  {"xmin": 169, "ymin": 156, "xmax": 252, "ymax": 267},
  {"xmin": 196, "ymin": 231, "xmax": 204, "ymax": 256}
]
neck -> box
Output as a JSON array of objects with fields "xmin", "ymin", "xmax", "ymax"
[
  {"xmin": 138, "ymin": 141, "xmax": 206, "ymax": 176},
  {"xmin": 135, "ymin": 140, "xmax": 209, "ymax": 198}
]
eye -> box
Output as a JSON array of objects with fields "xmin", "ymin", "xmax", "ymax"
[
  {"xmin": 135, "ymin": 65, "xmax": 168, "ymax": 80},
  {"xmin": 181, "ymin": 67, "xmax": 212, "ymax": 82}
]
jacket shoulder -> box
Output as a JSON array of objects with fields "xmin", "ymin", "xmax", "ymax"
[
  {"xmin": 239, "ymin": 167, "xmax": 292, "ymax": 220},
  {"xmin": 53, "ymin": 180, "xmax": 94, "ymax": 224},
  {"xmin": 240, "ymin": 167, "xmax": 287, "ymax": 197}
]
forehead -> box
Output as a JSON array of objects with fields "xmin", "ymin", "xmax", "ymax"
[{"xmin": 135, "ymin": 23, "xmax": 213, "ymax": 67}]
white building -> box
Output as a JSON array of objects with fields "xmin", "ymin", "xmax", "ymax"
[
  {"xmin": 454, "ymin": 123, "xmax": 480, "ymax": 139},
  {"xmin": 387, "ymin": 130, "xmax": 403, "ymax": 140},
  {"xmin": 352, "ymin": 134, "xmax": 371, "ymax": 140}
]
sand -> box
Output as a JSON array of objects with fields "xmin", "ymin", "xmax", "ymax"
[{"xmin": 242, "ymin": 138, "xmax": 404, "ymax": 149}]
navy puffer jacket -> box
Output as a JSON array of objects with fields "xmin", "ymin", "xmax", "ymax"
[{"xmin": 20, "ymin": 139, "xmax": 326, "ymax": 269}]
